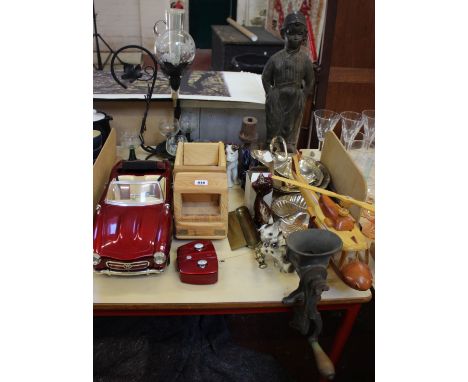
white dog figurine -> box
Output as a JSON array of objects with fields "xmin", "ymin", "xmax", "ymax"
[
  {"xmin": 259, "ymin": 220, "xmax": 282, "ymax": 243},
  {"xmin": 226, "ymin": 144, "xmax": 240, "ymax": 188},
  {"xmin": 258, "ymin": 221, "xmax": 293, "ymax": 273}
]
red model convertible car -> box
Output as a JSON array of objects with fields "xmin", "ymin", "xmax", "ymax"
[{"xmin": 93, "ymin": 160, "xmax": 173, "ymax": 275}]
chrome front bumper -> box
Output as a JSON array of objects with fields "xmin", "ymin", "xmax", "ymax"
[{"xmin": 94, "ymin": 268, "xmax": 166, "ymax": 276}]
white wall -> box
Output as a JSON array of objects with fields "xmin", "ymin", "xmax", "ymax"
[
  {"xmin": 237, "ymin": 0, "xmax": 268, "ymax": 27},
  {"xmin": 94, "ymin": 0, "xmax": 141, "ymax": 48},
  {"xmin": 139, "ymin": 0, "xmax": 171, "ymax": 51},
  {"xmin": 94, "ymin": 0, "xmax": 172, "ymax": 52}
]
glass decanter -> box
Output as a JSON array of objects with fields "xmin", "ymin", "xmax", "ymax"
[{"xmin": 154, "ymin": 9, "xmax": 195, "ymax": 95}]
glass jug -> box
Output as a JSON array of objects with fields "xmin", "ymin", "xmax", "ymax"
[{"xmin": 154, "ymin": 9, "xmax": 195, "ymax": 93}]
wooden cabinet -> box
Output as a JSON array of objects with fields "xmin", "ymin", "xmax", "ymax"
[
  {"xmin": 211, "ymin": 25, "xmax": 284, "ymax": 71},
  {"xmin": 298, "ymin": 0, "xmax": 375, "ymax": 149}
]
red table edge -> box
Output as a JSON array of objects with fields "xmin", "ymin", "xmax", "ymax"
[
  {"xmin": 94, "ymin": 298, "xmax": 372, "ymax": 381},
  {"xmin": 93, "ymin": 295, "xmax": 372, "ymax": 316}
]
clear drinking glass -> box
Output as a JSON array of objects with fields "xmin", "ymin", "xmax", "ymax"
[
  {"xmin": 314, "ymin": 109, "xmax": 340, "ymax": 151},
  {"xmin": 179, "ymin": 112, "xmax": 196, "ymax": 139},
  {"xmin": 120, "ymin": 129, "xmax": 141, "ymax": 159},
  {"xmin": 158, "ymin": 119, "xmax": 181, "ymax": 156},
  {"xmin": 362, "ymin": 110, "xmax": 375, "ymax": 150},
  {"xmin": 348, "ymin": 132, "xmax": 375, "ymax": 182},
  {"xmin": 340, "ymin": 111, "xmax": 363, "ymax": 151},
  {"xmin": 158, "ymin": 119, "xmax": 180, "ymax": 137}
]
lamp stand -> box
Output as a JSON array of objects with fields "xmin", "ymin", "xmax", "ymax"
[{"xmin": 93, "ymin": 3, "xmax": 122, "ymax": 70}]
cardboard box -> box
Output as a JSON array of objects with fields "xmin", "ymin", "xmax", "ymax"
[{"xmin": 93, "ymin": 128, "xmax": 117, "ymax": 214}]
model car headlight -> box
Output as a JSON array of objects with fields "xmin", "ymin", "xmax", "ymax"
[
  {"xmin": 93, "ymin": 253, "xmax": 101, "ymax": 266},
  {"xmin": 153, "ymin": 252, "xmax": 167, "ymax": 265}
]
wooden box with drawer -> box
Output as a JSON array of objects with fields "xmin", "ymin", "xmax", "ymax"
[{"xmin": 173, "ymin": 142, "xmax": 228, "ymax": 239}]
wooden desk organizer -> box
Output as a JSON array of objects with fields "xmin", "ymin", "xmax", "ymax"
[
  {"xmin": 173, "ymin": 142, "xmax": 228, "ymax": 239},
  {"xmin": 174, "ymin": 142, "xmax": 226, "ymax": 174}
]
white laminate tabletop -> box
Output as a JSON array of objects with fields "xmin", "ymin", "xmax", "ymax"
[{"xmin": 94, "ymin": 184, "xmax": 372, "ymax": 310}]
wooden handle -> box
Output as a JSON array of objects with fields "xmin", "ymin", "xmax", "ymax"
[
  {"xmin": 226, "ymin": 17, "xmax": 258, "ymax": 41},
  {"xmin": 309, "ymin": 340, "xmax": 335, "ymax": 380},
  {"xmin": 271, "ymin": 175, "xmax": 375, "ymax": 212}
]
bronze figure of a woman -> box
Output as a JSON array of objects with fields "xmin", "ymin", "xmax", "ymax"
[{"xmin": 262, "ymin": 12, "xmax": 315, "ymax": 151}]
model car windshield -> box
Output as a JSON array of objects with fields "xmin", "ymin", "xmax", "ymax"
[{"xmin": 105, "ymin": 175, "xmax": 165, "ymax": 206}]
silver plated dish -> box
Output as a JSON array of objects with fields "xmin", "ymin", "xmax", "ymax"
[
  {"xmin": 280, "ymin": 212, "xmax": 310, "ymax": 238},
  {"xmin": 274, "ymin": 184, "xmax": 301, "ymax": 193},
  {"xmin": 299, "ymin": 156, "xmax": 324, "ymax": 186},
  {"xmin": 251, "ymin": 150, "xmax": 329, "ymax": 192},
  {"xmin": 316, "ymin": 161, "xmax": 331, "ymax": 189},
  {"xmin": 271, "ymin": 194, "xmax": 308, "ymax": 218},
  {"xmin": 251, "ymin": 150, "xmax": 274, "ymax": 167},
  {"xmin": 275, "ymin": 155, "xmax": 323, "ymax": 186}
]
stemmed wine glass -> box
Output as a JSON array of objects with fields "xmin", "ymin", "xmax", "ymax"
[
  {"xmin": 121, "ymin": 130, "xmax": 141, "ymax": 160},
  {"xmin": 179, "ymin": 112, "xmax": 196, "ymax": 141},
  {"xmin": 340, "ymin": 111, "xmax": 363, "ymax": 151},
  {"xmin": 314, "ymin": 109, "xmax": 340, "ymax": 151},
  {"xmin": 362, "ymin": 110, "xmax": 375, "ymax": 150},
  {"xmin": 158, "ymin": 119, "xmax": 183, "ymax": 156}
]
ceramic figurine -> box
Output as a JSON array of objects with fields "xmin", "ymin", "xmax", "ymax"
[
  {"xmin": 226, "ymin": 144, "xmax": 240, "ymax": 188},
  {"xmin": 262, "ymin": 11, "xmax": 314, "ymax": 152},
  {"xmin": 238, "ymin": 144, "xmax": 252, "ymax": 189},
  {"xmin": 256, "ymin": 221, "xmax": 293, "ymax": 273},
  {"xmin": 259, "ymin": 219, "xmax": 283, "ymax": 243},
  {"xmin": 251, "ymin": 173, "xmax": 273, "ymax": 226}
]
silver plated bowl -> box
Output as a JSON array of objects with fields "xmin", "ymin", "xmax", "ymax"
[
  {"xmin": 280, "ymin": 212, "xmax": 310, "ymax": 238},
  {"xmin": 275, "ymin": 155, "xmax": 323, "ymax": 186},
  {"xmin": 274, "ymin": 184, "xmax": 301, "ymax": 193},
  {"xmin": 271, "ymin": 194, "xmax": 308, "ymax": 218},
  {"xmin": 251, "ymin": 150, "xmax": 274, "ymax": 167},
  {"xmin": 316, "ymin": 161, "xmax": 331, "ymax": 189}
]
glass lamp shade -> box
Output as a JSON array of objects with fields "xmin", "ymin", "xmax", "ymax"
[
  {"xmin": 155, "ymin": 30, "xmax": 195, "ymax": 68},
  {"xmin": 154, "ymin": 9, "xmax": 195, "ymax": 92}
]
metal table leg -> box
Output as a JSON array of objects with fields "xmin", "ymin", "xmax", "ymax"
[{"xmin": 318, "ymin": 303, "xmax": 362, "ymax": 381}]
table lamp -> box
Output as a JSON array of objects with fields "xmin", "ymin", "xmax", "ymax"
[
  {"xmin": 154, "ymin": 8, "xmax": 195, "ymax": 107},
  {"xmin": 108, "ymin": 8, "xmax": 195, "ymax": 158}
]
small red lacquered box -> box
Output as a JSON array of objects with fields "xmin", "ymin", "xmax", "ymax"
[{"xmin": 176, "ymin": 240, "xmax": 218, "ymax": 285}]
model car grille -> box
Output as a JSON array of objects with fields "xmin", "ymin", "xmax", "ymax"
[{"xmin": 106, "ymin": 260, "xmax": 150, "ymax": 272}]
